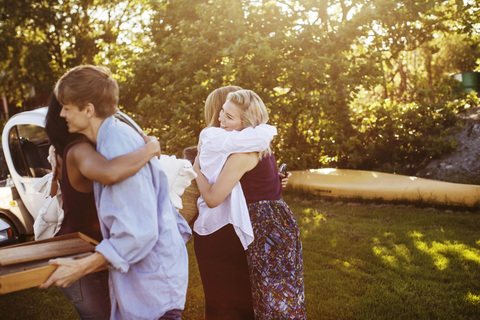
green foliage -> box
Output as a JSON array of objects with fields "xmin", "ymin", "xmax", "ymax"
[
  {"xmin": 0, "ymin": 0, "xmax": 95, "ymax": 108},
  {"xmin": 344, "ymin": 72, "xmax": 463, "ymax": 175},
  {"xmin": 0, "ymin": 0, "xmax": 152, "ymax": 109},
  {"xmin": 119, "ymin": 0, "xmax": 478, "ymax": 172},
  {"xmin": 1, "ymin": 0, "xmax": 479, "ymax": 173},
  {"xmin": 435, "ymin": 34, "xmax": 480, "ymax": 73}
]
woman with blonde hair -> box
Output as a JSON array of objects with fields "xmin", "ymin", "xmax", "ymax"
[
  {"xmin": 194, "ymin": 87, "xmax": 276, "ymax": 319},
  {"xmin": 194, "ymin": 89, "xmax": 306, "ymax": 319},
  {"xmin": 204, "ymin": 85, "xmax": 243, "ymax": 128}
]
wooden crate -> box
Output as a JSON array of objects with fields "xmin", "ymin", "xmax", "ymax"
[{"xmin": 0, "ymin": 232, "xmax": 102, "ymax": 294}]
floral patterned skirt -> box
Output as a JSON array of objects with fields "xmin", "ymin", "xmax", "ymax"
[{"xmin": 246, "ymin": 199, "xmax": 306, "ymax": 319}]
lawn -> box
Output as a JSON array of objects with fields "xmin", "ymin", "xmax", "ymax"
[{"xmin": 1, "ymin": 193, "xmax": 480, "ymax": 319}]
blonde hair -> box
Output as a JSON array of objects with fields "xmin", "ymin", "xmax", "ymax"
[
  {"xmin": 226, "ymin": 89, "xmax": 269, "ymax": 127},
  {"xmin": 54, "ymin": 65, "xmax": 119, "ymax": 118},
  {"xmin": 204, "ymin": 85, "xmax": 243, "ymax": 127},
  {"xmin": 226, "ymin": 89, "xmax": 271, "ymax": 157}
]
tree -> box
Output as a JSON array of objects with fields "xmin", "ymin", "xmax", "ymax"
[
  {"xmin": 1, "ymin": 0, "xmax": 478, "ymax": 174},
  {"xmin": 0, "ymin": 0, "xmax": 151, "ymax": 113}
]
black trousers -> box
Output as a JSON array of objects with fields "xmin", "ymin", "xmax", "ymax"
[{"xmin": 194, "ymin": 224, "xmax": 254, "ymax": 320}]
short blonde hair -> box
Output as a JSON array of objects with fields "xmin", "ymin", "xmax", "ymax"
[
  {"xmin": 226, "ymin": 90, "xmax": 271, "ymax": 157},
  {"xmin": 226, "ymin": 90, "xmax": 269, "ymax": 128},
  {"xmin": 204, "ymin": 86, "xmax": 243, "ymax": 127},
  {"xmin": 54, "ymin": 65, "xmax": 119, "ymax": 118}
]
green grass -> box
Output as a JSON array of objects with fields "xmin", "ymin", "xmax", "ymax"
[
  {"xmin": 292, "ymin": 194, "xmax": 480, "ymax": 320},
  {"xmin": 1, "ymin": 193, "xmax": 480, "ymax": 319}
]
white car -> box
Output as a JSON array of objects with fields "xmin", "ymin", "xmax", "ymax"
[{"xmin": 0, "ymin": 107, "xmax": 142, "ymax": 246}]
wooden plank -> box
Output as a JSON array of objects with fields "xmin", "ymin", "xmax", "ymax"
[
  {"xmin": 0, "ymin": 233, "xmax": 104, "ymax": 294},
  {"xmin": 1, "ymin": 232, "xmax": 98, "ymax": 250},
  {"xmin": 0, "ymin": 253, "xmax": 91, "ymax": 276},
  {"xmin": 0, "ymin": 238, "xmax": 96, "ymax": 266},
  {"xmin": 0, "ymin": 264, "xmax": 57, "ymax": 294},
  {"xmin": 0, "ymin": 252, "xmax": 106, "ymax": 294},
  {"xmin": 0, "ymin": 232, "xmax": 98, "ymax": 266}
]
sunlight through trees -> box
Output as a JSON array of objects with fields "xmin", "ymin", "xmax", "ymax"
[{"xmin": 1, "ymin": 0, "xmax": 479, "ymax": 172}]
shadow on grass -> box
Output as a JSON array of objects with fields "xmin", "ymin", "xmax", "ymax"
[
  {"xmin": 1, "ymin": 192, "xmax": 479, "ymax": 319},
  {"xmin": 290, "ymin": 193, "xmax": 480, "ymax": 320}
]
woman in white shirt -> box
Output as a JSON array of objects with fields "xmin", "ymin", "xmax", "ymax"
[{"xmin": 193, "ymin": 89, "xmax": 305, "ymax": 320}]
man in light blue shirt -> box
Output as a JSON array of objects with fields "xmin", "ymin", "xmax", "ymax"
[{"xmin": 41, "ymin": 65, "xmax": 191, "ymax": 320}]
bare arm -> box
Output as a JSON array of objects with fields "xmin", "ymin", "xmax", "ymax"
[
  {"xmin": 194, "ymin": 152, "xmax": 259, "ymax": 208},
  {"xmin": 49, "ymin": 155, "xmax": 62, "ymax": 197},
  {"xmin": 72, "ymin": 135, "xmax": 160, "ymax": 186}
]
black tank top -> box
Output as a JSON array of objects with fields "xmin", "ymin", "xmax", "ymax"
[{"xmin": 56, "ymin": 139, "xmax": 102, "ymax": 242}]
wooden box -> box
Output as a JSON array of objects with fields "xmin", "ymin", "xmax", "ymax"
[{"xmin": 0, "ymin": 232, "xmax": 101, "ymax": 294}]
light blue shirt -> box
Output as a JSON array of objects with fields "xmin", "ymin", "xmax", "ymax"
[{"xmin": 94, "ymin": 116, "xmax": 191, "ymax": 320}]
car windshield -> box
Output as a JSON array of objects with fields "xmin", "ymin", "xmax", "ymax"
[{"xmin": 9, "ymin": 124, "xmax": 51, "ymax": 178}]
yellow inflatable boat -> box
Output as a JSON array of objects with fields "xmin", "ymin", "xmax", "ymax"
[{"xmin": 287, "ymin": 168, "xmax": 480, "ymax": 207}]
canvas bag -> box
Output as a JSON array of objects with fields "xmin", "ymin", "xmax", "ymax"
[{"xmin": 32, "ymin": 172, "xmax": 64, "ymax": 240}]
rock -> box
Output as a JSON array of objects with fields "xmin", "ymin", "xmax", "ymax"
[{"xmin": 416, "ymin": 107, "xmax": 480, "ymax": 185}]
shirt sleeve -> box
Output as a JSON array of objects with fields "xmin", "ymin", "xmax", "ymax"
[{"xmin": 204, "ymin": 124, "xmax": 277, "ymax": 155}]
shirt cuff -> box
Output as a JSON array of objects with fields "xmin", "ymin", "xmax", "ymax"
[{"xmin": 96, "ymin": 240, "xmax": 130, "ymax": 273}]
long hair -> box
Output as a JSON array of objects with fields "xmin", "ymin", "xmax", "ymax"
[
  {"xmin": 204, "ymin": 85, "xmax": 243, "ymax": 127},
  {"xmin": 183, "ymin": 85, "xmax": 243, "ymax": 163},
  {"xmin": 45, "ymin": 93, "xmax": 82, "ymax": 157}
]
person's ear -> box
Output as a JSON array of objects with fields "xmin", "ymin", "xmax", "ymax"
[{"xmin": 85, "ymin": 103, "xmax": 96, "ymax": 118}]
